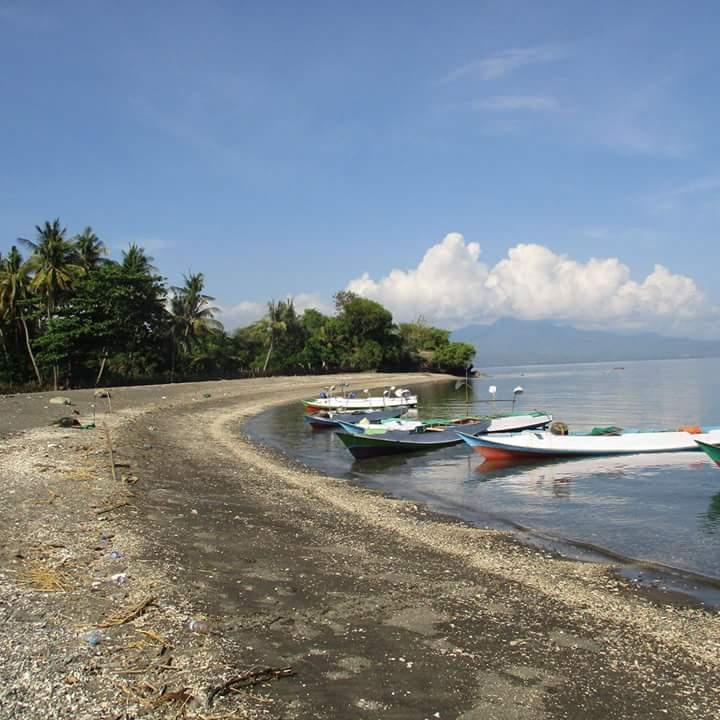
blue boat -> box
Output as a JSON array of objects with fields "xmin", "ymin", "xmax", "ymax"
[{"xmin": 304, "ymin": 407, "xmax": 408, "ymax": 429}]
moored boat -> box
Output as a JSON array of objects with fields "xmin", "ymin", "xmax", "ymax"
[
  {"xmin": 336, "ymin": 420, "xmax": 491, "ymax": 460},
  {"xmin": 457, "ymin": 426, "xmax": 720, "ymax": 460},
  {"xmin": 304, "ymin": 407, "xmax": 407, "ymax": 429},
  {"xmin": 304, "ymin": 386, "xmax": 418, "ymax": 413},
  {"xmin": 694, "ymin": 434, "xmax": 720, "ymax": 467},
  {"xmin": 338, "ymin": 411, "xmax": 553, "ymax": 436},
  {"xmin": 335, "ymin": 412, "xmax": 553, "ymax": 460}
]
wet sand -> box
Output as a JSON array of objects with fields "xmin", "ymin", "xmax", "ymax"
[{"xmin": 1, "ymin": 374, "xmax": 719, "ymax": 719}]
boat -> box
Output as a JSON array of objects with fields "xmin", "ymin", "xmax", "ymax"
[
  {"xmin": 304, "ymin": 385, "xmax": 418, "ymax": 413},
  {"xmin": 694, "ymin": 434, "xmax": 720, "ymax": 467},
  {"xmin": 335, "ymin": 419, "xmax": 491, "ymax": 460},
  {"xmin": 335, "ymin": 412, "xmax": 553, "ymax": 460},
  {"xmin": 456, "ymin": 425, "xmax": 720, "ymax": 460},
  {"xmin": 304, "ymin": 407, "xmax": 407, "ymax": 429},
  {"xmin": 338, "ymin": 411, "xmax": 553, "ymax": 436}
]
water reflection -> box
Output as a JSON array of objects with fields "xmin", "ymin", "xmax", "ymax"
[
  {"xmin": 474, "ymin": 452, "xmax": 708, "ymax": 482},
  {"xmin": 700, "ymin": 493, "xmax": 720, "ymax": 534}
]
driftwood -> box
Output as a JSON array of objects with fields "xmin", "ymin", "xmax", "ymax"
[
  {"xmin": 208, "ymin": 666, "xmax": 295, "ymax": 706},
  {"xmin": 98, "ymin": 596, "xmax": 156, "ymax": 628}
]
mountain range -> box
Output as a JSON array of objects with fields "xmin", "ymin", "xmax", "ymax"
[{"xmin": 451, "ymin": 318, "xmax": 720, "ymax": 367}]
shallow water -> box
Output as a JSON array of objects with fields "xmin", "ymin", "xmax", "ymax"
[{"xmin": 247, "ymin": 358, "xmax": 720, "ymax": 581}]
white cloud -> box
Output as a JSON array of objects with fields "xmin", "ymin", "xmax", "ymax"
[
  {"xmin": 442, "ymin": 46, "xmax": 563, "ymax": 84},
  {"xmin": 216, "ymin": 293, "xmax": 332, "ymax": 330},
  {"xmin": 474, "ymin": 95, "xmax": 558, "ymax": 111},
  {"xmin": 216, "ymin": 300, "xmax": 265, "ymax": 329},
  {"xmin": 347, "ymin": 233, "xmax": 717, "ymax": 337}
]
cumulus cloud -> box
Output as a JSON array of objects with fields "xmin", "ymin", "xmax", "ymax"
[
  {"xmin": 347, "ymin": 233, "xmax": 715, "ymax": 336},
  {"xmin": 215, "ymin": 300, "xmax": 265, "ymax": 329},
  {"xmin": 216, "ymin": 293, "xmax": 332, "ymax": 330}
]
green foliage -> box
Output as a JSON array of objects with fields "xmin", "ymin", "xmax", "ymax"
[
  {"xmin": 34, "ymin": 261, "xmax": 170, "ymax": 385},
  {"xmin": 431, "ymin": 342, "xmax": 476, "ymax": 375},
  {"xmin": 399, "ymin": 319, "xmax": 450, "ymax": 353},
  {"xmin": 2, "ymin": 219, "xmax": 475, "ymax": 390}
]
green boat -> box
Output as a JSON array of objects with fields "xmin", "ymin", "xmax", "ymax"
[{"xmin": 694, "ymin": 434, "xmax": 720, "ymax": 467}]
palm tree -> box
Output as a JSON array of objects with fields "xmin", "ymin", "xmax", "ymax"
[
  {"xmin": 19, "ymin": 219, "xmax": 83, "ymax": 319},
  {"xmin": 261, "ymin": 298, "xmax": 294, "ymax": 372},
  {"xmin": 170, "ymin": 272, "xmax": 222, "ymax": 379},
  {"xmin": 121, "ymin": 243, "xmax": 156, "ymax": 274},
  {"xmin": 19, "ymin": 219, "xmax": 84, "ymax": 388},
  {"xmin": 74, "ymin": 226, "xmax": 108, "ymax": 270},
  {"xmin": 0, "ymin": 246, "xmax": 42, "ymax": 384}
]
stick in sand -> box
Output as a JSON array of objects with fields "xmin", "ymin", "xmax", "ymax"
[{"xmin": 104, "ymin": 424, "xmax": 117, "ymax": 482}]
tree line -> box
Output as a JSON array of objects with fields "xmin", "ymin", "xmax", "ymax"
[{"xmin": 0, "ymin": 220, "xmax": 475, "ymax": 391}]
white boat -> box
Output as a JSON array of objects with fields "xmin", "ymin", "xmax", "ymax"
[
  {"xmin": 456, "ymin": 426, "xmax": 720, "ymax": 460},
  {"xmin": 344, "ymin": 412, "xmax": 553, "ymax": 435},
  {"xmin": 304, "ymin": 386, "xmax": 418, "ymax": 412}
]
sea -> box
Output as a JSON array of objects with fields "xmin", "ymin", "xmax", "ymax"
[{"xmin": 246, "ymin": 357, "xmax": 720, "ymax": 587}]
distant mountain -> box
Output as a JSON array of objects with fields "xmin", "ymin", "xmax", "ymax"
[{"xmin": 451, "ymin": 318, "xmax": 720, "ymax": 367}]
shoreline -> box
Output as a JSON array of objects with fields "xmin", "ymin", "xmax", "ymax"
[
  {"xmin": 246, "ymin": 399, "xmax": 720, "ymax": 603},
  {"xmin": 2, "ymin": 374, "xmax": 720, "ymax": 719}
]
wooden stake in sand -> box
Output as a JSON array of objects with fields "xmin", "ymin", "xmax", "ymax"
[{"xmin": 104, "ymin": 423, "xmax": 117, "ymax": 482}]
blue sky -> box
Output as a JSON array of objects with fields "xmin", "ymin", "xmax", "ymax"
[{"xmin": 1, "ymin": 1, "xmax": 718, "ymax": 336}]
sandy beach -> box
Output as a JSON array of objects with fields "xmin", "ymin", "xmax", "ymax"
[{"xmin": 1, "ymin": 373, "xmax": 719, "ymax": 720}]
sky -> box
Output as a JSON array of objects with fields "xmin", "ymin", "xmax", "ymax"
[{"xmin": 1, "ymin": 1, "xmax": 719, "ymax": 338}]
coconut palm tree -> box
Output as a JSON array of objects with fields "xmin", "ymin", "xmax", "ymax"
[
  {"xmin": 19, "ymin": 219, "xmax": 84, "ymax": 319},
  {"xmin": 74, "ymin": 226, "xmax": 108, "ymax": 270},
  {"xmin": 19, "ymin": 219, "xmax": 84, "ymax": 389},
  {"xmin": 170, "ymin": 272, "xmax": 222, "ymax": 379},
  {"xmin": 0, "ymin": 246, "xmax": 42, "ymax": 384},
  {"xmin": 121, "ymin": 243, "xmax": 156, "ymax": 274},
  {"xmin": 261, "ymin": 298, "xmax": 294, "ymax": 372}
]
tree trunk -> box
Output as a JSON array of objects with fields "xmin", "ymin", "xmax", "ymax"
[
  {"xmin": 47, "ymin": 302, "xmax": 58, "ymax": 391},
  {"xmin": 96, "ymin": 351, "xmax": 109, "ymax": 386},
  {"xmin": 262, "ymin": 337, "xmax": 273, "ymax": 373},
  {"xmin": 20, "ymin": 311, "xmax": 42, "ymax": 385}
]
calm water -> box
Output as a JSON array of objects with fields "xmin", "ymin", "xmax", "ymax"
[{"xmin": 247, "ymin": 358, "xmax": 720, "ymax": 581}]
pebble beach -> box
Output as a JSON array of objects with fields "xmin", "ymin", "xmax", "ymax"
[{"xmin": 1, "ymin": 374, "xmax": 719, "ymax": 719}]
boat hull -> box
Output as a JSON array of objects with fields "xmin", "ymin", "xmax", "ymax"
[
  {"xmin": 336, "ymin": 421, "xmax": 490, "ymax": 460},
  {"xmin": 304, "ymin": 408, "xmax": 406, "ymax": 429},
  {"xmin": 694, "ymin": 435, "xmax": 720, "ymax": 467},
  {"xmin": 337, "ymin": 413, "xmax": 552, "ymax": 437},
  {"xmin": 457, "ymin": 428, "xmax": 720, "ymax": 460},
  {"xmin": 304, "ymin": 395, "xmax": 418, "ymax": 413}
]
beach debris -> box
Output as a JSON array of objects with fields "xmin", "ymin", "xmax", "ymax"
[
  {"xmin": 135, "ymin": 628, "xmax": 170, "ymax": 646},
  {"xmin": 110, "ymin": 550, "xmax": 123, "ymax": 560},
  {"xmin": 188, "ymin": 618, "xmax": 210, "ymax": 634},
  {"xmin": 85, "ymin": 630, "xmax": 102, "ymax": 647},
  {"xmin": 111, "ymin": 572, "xmax": 128, "ymax": 585},
  {"xmin": 98, "ymin": 595, "xmax": 156, "ymax": 628},
  {"xmin": 145, "ymin": 687, "xmax": 194, "ymax": 712},
  {"xmin": 53, "ymin": 416, "xmax": 81, "ymax": 428},
  {"xmin": 17, "ymin": 562, "xmax": 71, "ymax": 593},
  {"xmin": 52, "ymin": 416, "xmax": 95, "ymax": 430},
  {"xmin": 96, "ymin": 499, "xmax": 131, "ymax": 515},
  {"xmin": 208, "ymin": 666, "xmax": 296, "ymax": 706},
  {"xmin": 49, "ymin": 396, "xmax": 73, "ymax": 405}
]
